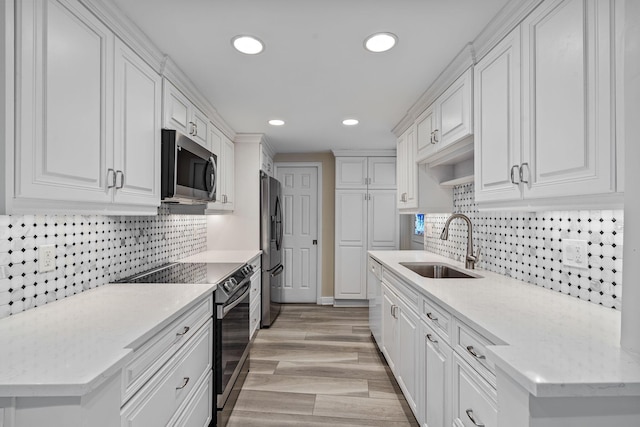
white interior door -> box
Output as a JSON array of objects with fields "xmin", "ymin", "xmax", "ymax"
[{"xmin": 277, "ymin": 166, "xmax": 319, "ymax": 303}]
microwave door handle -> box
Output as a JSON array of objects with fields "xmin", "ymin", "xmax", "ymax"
[{"xmin": 208, "ymin": 156, "xmax": 217, "ymax": 200}]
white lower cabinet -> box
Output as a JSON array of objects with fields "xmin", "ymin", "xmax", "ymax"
[
  {"xmin": 452, "ymin": 353, "xmax": 497, "ymax": 427},
  {"xmin": 375, "ymin": 265, "xmax": 497, "ymax": 427},
  {"xmin": 121, "ymin": 319, "xmax": 213, "ymax": 427},
  {"xmin": 421, "ymin": 321, "xmax": 452, "ymax": 427},
  {"xmin": 249, "ymin": 256, "xmax": 262, "ymax": 340}
]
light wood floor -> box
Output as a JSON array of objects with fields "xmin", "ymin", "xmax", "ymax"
[{"xmin": 228, "ymin": 304, "xmax": 420, "ymax": 427}]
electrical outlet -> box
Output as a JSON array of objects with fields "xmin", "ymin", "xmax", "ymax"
[
  {"xmin": 426, "ymin": 223, "xmax": 433, "ymax": 237},
  {"xmin": 0, "ymin": 265, "xmax": 7, "ymax": 280},
  {"xmin": 562, "ymin": 239, "xmax": 588, "ymax": 269},
  {"xmin": 38, "ymin": 245, "xmax": 56, "ymax": 273}
]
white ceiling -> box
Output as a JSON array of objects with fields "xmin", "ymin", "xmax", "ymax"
[{"xmin": 112, "ymin": 0, "xmax": 510, "ymax": 153}]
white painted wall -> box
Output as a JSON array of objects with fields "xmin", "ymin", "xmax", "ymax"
[
  {"xmin": 621, "ymin": 0, "xmax": 640, "ymax": 354},
  {"xmin": 207, "ymin": 140, "xmax": 261, "ymax": 250}
]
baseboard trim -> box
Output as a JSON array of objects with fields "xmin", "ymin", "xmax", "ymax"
[
  {"xmin": 333, "ymin": 299, "xmax": 369, "ymax": 307},
  {"xmin": 317, "ymin": 297, "xmax": 334, "ymax": 305}
]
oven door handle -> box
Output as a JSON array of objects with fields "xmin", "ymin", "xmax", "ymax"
[{"xmin": 219, "ymin": 286, "xmax": 250, "ymax": 319}]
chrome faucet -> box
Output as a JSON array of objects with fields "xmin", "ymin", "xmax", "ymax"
[{"xmin": 440, "ymin": 213, "xmax": 481, "ymax": 270}]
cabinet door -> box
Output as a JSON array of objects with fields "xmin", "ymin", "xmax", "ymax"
[
  {"xmin": 423, "ymin": 322, "xmax": 452, "ymax": 427},
  {"xmin": 381, "ymin": 285, "xmax": 398, "ymax": 372},
  {"xmin": 396, "ymin": 134, "xmax": 407, "ymax": 207},
  {"xmin": 452, "ymin": 354, "xmax": 497, "ymax": 427},
  {"xmin": 206, "ymin": 125, "xmax": 224, "ymax": 210},
  {"xmin": 336, "ymin": 157, "xmax": 368, "ymax": 189},
  {"xmin": 163, "ymin": 79, "xmax": 190, "ymax": 135},
  {"xmin": 113, "ymin": 39, "xmax": 161, "ymax": 207},
  {"xmin": 334, "ymin": 190, "xmax": 367, "ymax": 299},
  {"xmin": 397, "ymin": 299, "xmax": 419, "ymax": 417},
  {"xmin": 522, "ymin": 0, "xmax": 614, "ymax": 199},
  {"xmin": 221, "ymin": 136, "xmax": 235, "ymax": 209},
  {"xmin": 191, "ymin": 107, "xmax": 209, "ymax": 148},
  {"xmin": 16, "ymin": 0, "xmax": 113, "ymax": 204},
  {"xmin": 404, "ymin": 126, "xmax": 419, "ymax": 209},
  {"xmin": 367, "ymin": 258, "xmax": 383, "ymax": 346},
  {"xmin": 416, "ymin": 105, "xmax": 437, "ymax": 162},
  {"xmin": 435, "ymin": 68, "xmax": 473, "ymax": 149},
  {"xmin": 368, "ymin": 190, "xmax": 398, "ymax": 249},
  {"xmin": 367, "ymin": 157, "xmax": 396, "ymax": 189},
  {"xmin": 474, "ymin": 27, "xmax": 523, "ymax": 203}
]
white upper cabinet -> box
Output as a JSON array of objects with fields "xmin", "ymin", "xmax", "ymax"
[
  {"xmin": 475, "ymin": 0, "xmax": 620, "ymax": 209},
  {"xmin": 521, "ymin": 0, "xmax": 615, "ymax": 199},
  {"xmin": 336, "ymin": 157, "xmax": 368, "ymax": 189},
  {"xmin": 434, "ymin": 68, "xmax": 473, "ymax": 151},
  {"xmin": 15, "ymin": 0, "xmax": 114, "ymax": 206},
  {"xmin": 397, "ymin": 126, "xmax": 417, "ymax": 209},
  {"xmin": 163, "ymin": 79, "xmax": 208, "ymax": 148},
  {"xmin": 367, "ymin": 157, "xmax": 397, "ymax": 189},
  {"xmin": 474, "ymin": 27, "xmax": 523, "ymax": 204},
  {"xmin": 260, "ymin": 144, "xmax": 274, "ymax": 176},
  {"xmin": 113, "ymin": 39, "xmax": 162, "ymax": 207},
  {"xmin": 415, "ymin": 68, "xmax": 474, "ymax": 165},
  {"xmin": 12, "ymin": 0, "xmax": 161, "ymax": 214},
  {"xmin": 205, "ymin": 124, "xmax": 235, "ymax": 212}
]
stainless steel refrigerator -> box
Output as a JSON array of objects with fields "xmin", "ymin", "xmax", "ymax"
[{"xmin": 260, "ymin": 172, "xmax": 283, "ymax": 327}]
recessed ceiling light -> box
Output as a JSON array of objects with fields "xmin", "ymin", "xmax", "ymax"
[
  {"xmin": 232, "ymin": 35, "xmax": 264, "ymax": 55},
  {"xmin": 364, "ymin": 32, "xmax": 397, "ymax": 53},
  {"xmin": 342, "ymin": 119, "xmax": 359, "ymax": 126},
  {"xmin": 268, "ymin": 119, "xmax": 285, "ymax": 126}
]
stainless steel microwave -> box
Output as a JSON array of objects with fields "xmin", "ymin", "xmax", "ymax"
[{"xmin": 161, "ymin": 129, "xmax": 217, "ymax": 204}]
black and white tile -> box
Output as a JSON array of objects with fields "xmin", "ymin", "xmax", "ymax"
[
  {"xmin": 424, "ymin": 184, "xmax": 624, "ymax": 309},
  {"xmin": 0, "ymin": 206, "xmax": 207, "ymax": 318}
]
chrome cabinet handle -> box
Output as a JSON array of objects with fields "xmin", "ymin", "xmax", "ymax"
[
  {"xmin": 466, "ymin": 409, "xmax": 485, "ymax": 427},
  {"xmin": 107, "ymin": 168, "xmax": 116, "ymax": 189},
  {"xmin": 466, "ymin": 345, "xmax": 486, "ymax": 360},
  {"xmin": 519, "ymin": 162, "xmax": 530, "ymax": 184},
  {"xmin": 433, "ymin": 129, "xmax": 439, "ymax": 143},
  {"xmin": 176, "ymin": 326, "xmax": 190, "ymax": 337},
  {"xmin": 430, "ymin": 131, "xmax": 436, "ymax": 144},
  {"xmin": 426, "ymin": 333, "xmax": 438, "ymax": 344},
  {"xmin": 426, "ymin": 312, "xmax": 438, "ymax": 322},
  {"xmin": 176, "ymin": 377, "xmax": 190, "ymax": 390},
  {"xmin": 193, "ymin": 122, "xmax": 198, "ymax": 136},
  {"xmin": 510, "ymin": 165, "xmax": 520, "ymax": 185},
  {"xmin": 116, "ymin": 171, "xmax": 124, "ymax": 189}
]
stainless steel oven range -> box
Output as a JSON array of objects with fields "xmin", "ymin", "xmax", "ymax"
[{"xmin": 118, "ymin": 261, "xmax": 255, "ymax": 427}]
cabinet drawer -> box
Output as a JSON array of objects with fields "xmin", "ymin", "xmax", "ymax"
[
  {"xmin": 368, "ymin": 257, "xmax": 382, "ymax": 280},
  {"xmin": 169, "ymin": 370, "xmax": 213, "ymax": 427},
  {"xmin": 382, "ymin": 269, "xmax": 420, "ymax": 312},
  {"xmin": 452, "ymin": 354, "xmax": 497, "ymax": 427},
  {"xmin": 122, "ymin": 296, "xmax": 213, "ymax": 404},
  {"xmin": 121, "ymin": 320, "xmax": 213, "ymax": 427},
  {"xmin": 454, "ymin": 320, "xmax": 496, "ymax": 387},
  {"xmin": 422, "ymin": 297, "xmax": 451, "ymax": 343},
  {"xmin": 250, "ymin": 300, "xmax": 261, "ymax": 340}
]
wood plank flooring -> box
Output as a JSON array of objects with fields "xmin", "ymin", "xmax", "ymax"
[{"xmin": 228, "ymin": 304, "xmax": 419, "ymax": 427}]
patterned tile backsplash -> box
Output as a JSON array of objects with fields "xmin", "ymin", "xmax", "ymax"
[
  {"xmin": 424, "ymin": 184, "xmax": 624, "ymax": 309},
  {"xmin": 0, "ymin": 206, "xmax": 207, "ymax": 319}
]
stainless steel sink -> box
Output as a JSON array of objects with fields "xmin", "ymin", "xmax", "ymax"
[{"xmin": 400, "ymin": 262, "xmax": 481, "ymax": 279}]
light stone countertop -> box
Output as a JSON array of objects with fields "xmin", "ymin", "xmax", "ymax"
[
  {"xmin": 368, "ymin": 250, "xmax": 640, "ymax": 398},
  {"xmin": 178, "ymin": 250, "xmax": 261, "ymax": 264},
  {"xmin": 0, "ymin": 283, "xmax": 215, "ymax": 397}
]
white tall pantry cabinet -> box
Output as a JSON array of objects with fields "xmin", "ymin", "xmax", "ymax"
[{"xmin": 334, "ymin": 154, "xmax": 398, "ymax": 302}]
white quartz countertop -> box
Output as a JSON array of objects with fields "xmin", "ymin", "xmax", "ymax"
[
  {"xmin": 369, "ymin": 250, "xmax": 640, "ymax": 398},
  {"xmin": 0, "ymin": 283, "xmax": 215, "ymax": 397},
  {"xmin": 178, "ymin": 250, "xmax": 261, "ymax": 264}
]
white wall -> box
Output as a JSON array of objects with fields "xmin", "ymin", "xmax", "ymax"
[
  {"xmin": 621, "ymin": 0, "xmax": 640, "ymax": 354},
  {"xmin": 207, "ymin": 140, "xmax": 261, "ymax": 250}
]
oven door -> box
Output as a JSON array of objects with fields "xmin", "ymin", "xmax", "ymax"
[{"xmin": 215, "ymin": 283, "xmax": 250, "ymax": 409}]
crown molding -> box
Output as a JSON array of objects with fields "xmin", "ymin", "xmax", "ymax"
[
  {"xmin": 332, "ymin": 149, "xmax": 396, "ymax": 157},
  {"xmin": 234, "ymin": 133, "xmax": 265, "ymax": 145},
  {"xmin": 392, "ymin": 0, "xmax": 545, "ymax": 137}
]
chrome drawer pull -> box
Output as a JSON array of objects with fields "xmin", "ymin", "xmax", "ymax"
[
  {"xmin": 176, "ymin": 326, "xmax": 190, "ymax": 337},
  {"xmin": 426, "ymin": 334, "xmax": 438, "ymax": 344},
  {"xmin": 426, "ymin": 312, "xmax": 438, "ymax": 322},
  {"xmin": 466, "ymin": 409, "xmax": 484, "ymax": 427},
  {"xmin": 466, "ymin": 345, "xmax": 486, "ymax": 360},
  {"xmin": 176, "ymin": 377, "xmax": 190, "ymax": 390}
]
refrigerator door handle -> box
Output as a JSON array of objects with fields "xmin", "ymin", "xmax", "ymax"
[{"xmin": 270, "ymin": 264, "xmax": 284, "ymax": 277}]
